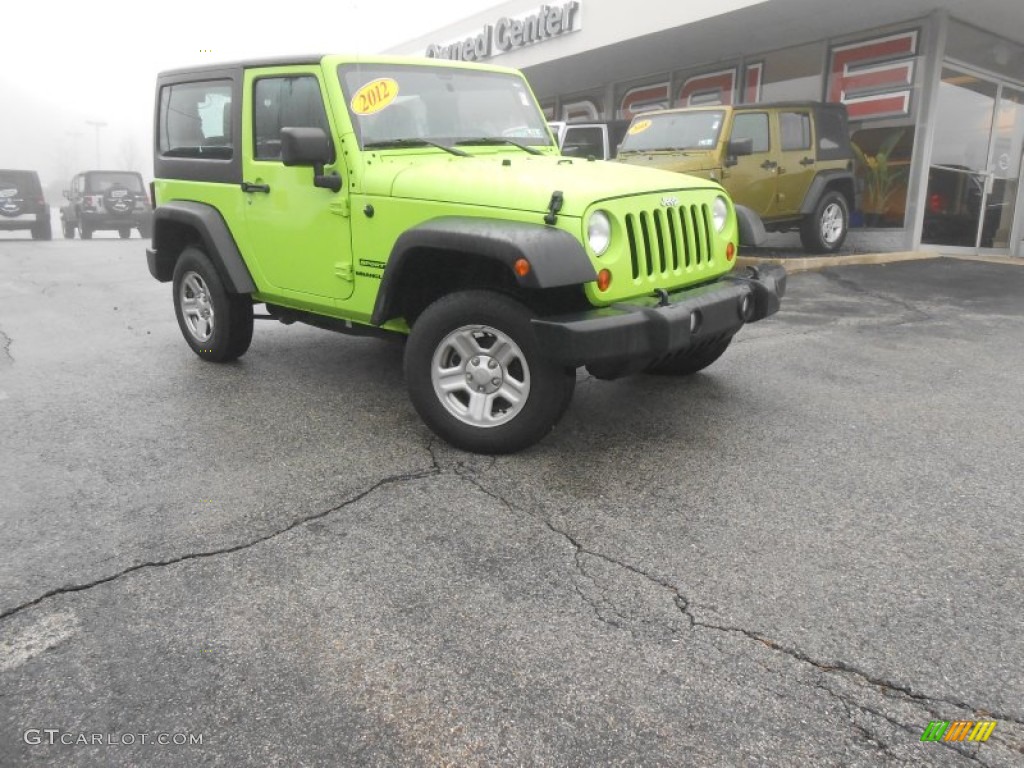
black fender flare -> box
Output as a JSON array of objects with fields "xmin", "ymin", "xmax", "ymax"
[
  {"xmin": 371, "ymin": 216, "xmax": 597, "ymax": 326},
  {"xmin": 734, "ymin": 205, "xmax": 767, "ymax": 247},
  {"xmin": 799, "ymin": 171, "xmax": 856, "ymax": 215},
  {"xmin": 148, "ymin": 201, "xmax": 256, "ymax": 293}
]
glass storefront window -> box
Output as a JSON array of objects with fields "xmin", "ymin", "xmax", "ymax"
[{"xmin": 850, "ymin": 127, "xmax": 915, "ymax": 228}]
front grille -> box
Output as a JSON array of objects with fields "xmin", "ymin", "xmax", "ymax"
[{"xmin": 624, "ymin": 204, "xmax": 713, "ymax": 281}]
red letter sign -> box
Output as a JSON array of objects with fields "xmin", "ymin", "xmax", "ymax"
[{"xmin": 829, "ymin": 31, "xmax": 917, "ymax": 120}]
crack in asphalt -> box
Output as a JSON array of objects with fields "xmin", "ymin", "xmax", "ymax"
[
  {"xmin": 457, "ymin": 470, "xmax": 1024, "ymax": 745},
  {"xmin": 817, "ymin": 268, "xmax": 933, "ymax": 321},
  {"xmin": 0, "ymin": 462, "xmax": 441, "ymax": 624},
  {"xmin": 4, "ymin": 440, "xmax": 1021, "ymax": 757},
  {"xmin": 0, "ymin": 329, "xmax": 12, "ymax": 362},
  {"xmin": 815, "ymin": 680, "xmax": 996, "ymax": 768}
]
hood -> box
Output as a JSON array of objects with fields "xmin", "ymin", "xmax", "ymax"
[
  {"xmin": 616, "ymin": 150, "xmax": 722, "ymax": 177},
  {"xmin": 361, "ymin": 151, "xmax": 720, "ymax": 217}
]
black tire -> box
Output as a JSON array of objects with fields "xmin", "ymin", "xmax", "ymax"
[
  {"xmin": 31, "ymin": 220, "xmax": 52, "ymax": 241},
  {"xmin": 80, "ymin": 227, "xmax": 92, "ymax": 240},
  {"xmin": 139, "ymin": 224, "xmax": 152, "ymax": 239},
  {"xmin": 404, "ymin": 290, "xmax": 575, "ymax": 454},
  {"xmin": 118, "ymin": 228, "xmax": 131, "ymax": 239},
  {"xmin": 62, "ymin": 220, "xmax": 75, "ymax": 239},
  {"xmin": 645, "ymin": 336, "xmax": 733, "ymax": 376},
  {"xmin": 800, "ymin": 190, "xmax": 849, "ymax": 253},
  {"xmin": 171, "ymin": 246, "xmax": 253, "ymax": 362}
]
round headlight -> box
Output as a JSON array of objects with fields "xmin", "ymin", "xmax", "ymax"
[
  {"xmin": 712, "ymin": 196, "xmax": 729, "ymax": 233},
  {"xmin": 587, "ymin": 211, "xmax": 611, "ymax": 256}
]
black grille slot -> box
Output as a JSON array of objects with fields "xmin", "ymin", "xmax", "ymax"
[
  {"xmin": 624, "ymin": 203, "xmax": 713, "ymax": 280},
  {"xmin": 625, "ymin": 214, "xmax": 639, "ymax": 280}
]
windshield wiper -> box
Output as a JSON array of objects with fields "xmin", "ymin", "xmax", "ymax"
[
  {"xmin": 454, "ymin": 137, "xmax": 542, "ymax": 156},
  {"xmin": 363, "ymin": 138, "xmax": 469, "ymax": 157}
]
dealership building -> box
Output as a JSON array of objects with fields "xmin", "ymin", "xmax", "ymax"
[{"xmin": 389, "ymin": 0, "xmax": 1024, "ymax": 256}]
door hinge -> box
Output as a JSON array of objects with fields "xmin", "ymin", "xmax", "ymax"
[
  {"xmin": 335, "ymin": 262, "xmax": 354, "ymax": 282},
  {"xmin": 329, "ymin": 198, "xmax": 350, "ymax": 218}
]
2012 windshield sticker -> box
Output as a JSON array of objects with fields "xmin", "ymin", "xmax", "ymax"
[{"xmin": 351, "ymin": 78, "xmax": 399, "ymax": 116}]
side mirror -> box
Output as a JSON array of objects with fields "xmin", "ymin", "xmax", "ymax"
[
  {"xmin": 280, "ymin": 127, "xmax": 341, "ymax": 192},
  {"xmin": 725, "ymin": 137, "xmax": 754, "ymax": 168}
]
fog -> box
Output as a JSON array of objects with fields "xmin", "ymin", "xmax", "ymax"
[{"xmin": 0, "ymin": 1, "xmax": 499, "ymax": 202}]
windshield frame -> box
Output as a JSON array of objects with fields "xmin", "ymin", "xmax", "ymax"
[
  {"xmin": 618, "ymin": 109, "xmax": 727, "ymax": 154},
  {"xmin": 337, "ymin": 63, "xmax": 555, "ymax": 152}
]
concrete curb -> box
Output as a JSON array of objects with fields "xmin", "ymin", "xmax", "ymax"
[{"xmin": 736, "ymin": 250, "xmax": 940, "ymax": 273}]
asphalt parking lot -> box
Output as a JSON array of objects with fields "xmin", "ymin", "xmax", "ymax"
[{"xmin": 1, "ymin": 235, "xmax": 1022, "ymax": 767}]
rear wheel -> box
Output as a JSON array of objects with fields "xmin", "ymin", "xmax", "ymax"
[
  {"xmin": 800, "ymin": 190, "xmax": 848, "ymax": 253},
  {"xmin": 405, "ymin": 290, "xmax": 575, "ymax": 454},
  {"xmin": 645, "ymin": 336, "xmax": 733, "ymax": 376},
  {"xmin": 80, "ymin": 227, "xmax": 92, "ymax": 240},
  {"xmin": 118, "ymin": 228, "xmax": 131, "ymax": 239},
  {"xmin": 172, "ymin": 246, "xmax": 253, "ymax": 362},
  {"xmin": 62, "ymin": 220, "xmax": 75, "ymax": 239}
]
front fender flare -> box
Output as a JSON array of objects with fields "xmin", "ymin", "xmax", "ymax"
[{"xmin": 371, "ymin": 217, "xmax": 596, "ymax": 326}]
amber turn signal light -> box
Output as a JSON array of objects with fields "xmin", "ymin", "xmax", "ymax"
[
  {"xmin": 597, "ymin": 269, "xmax": 612, "ymax": 291},
  {"xmin": 726, "ymin": 242, "xmax": 735, "ymax": 261},
  {"xmin": 514, "ymin": 258, "xmax": 531, "ymax": 277}
]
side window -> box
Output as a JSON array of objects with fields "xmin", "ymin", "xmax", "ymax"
[
  {"xmin": 780, "ymin": 112, "xmax": 812, "ymax": 152},
  {"xmin": 253, "ymin": 76, "xmax": 331, "ymax": 161},
  {"xmin": 562, "ymin": 126, "xmax": 605, "ymax": 159},
  {"xmin": 730, "ymin": 113, "xmax": 769, "ymax": 153},
  {"xmin": 158, "ymin": 80, "xmax": 233, "ymax": 159}
]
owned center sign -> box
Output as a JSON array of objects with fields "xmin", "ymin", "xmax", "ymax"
[{"xmin": 425, "ymin": 2, "xmax": 581, "ymax": 61}]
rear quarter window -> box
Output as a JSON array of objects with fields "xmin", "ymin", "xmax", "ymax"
[{"xmin": 158, "ymin": 80, "xmax": 234, "ymax": 159}]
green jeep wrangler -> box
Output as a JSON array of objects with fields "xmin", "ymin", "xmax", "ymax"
[
  {"xmin": 616, "ymin": 102, "xmax": 856, "ymax": 253},
  {"xmin": 147, "ymin": 55, "xmax": 786, "ymax": 453}
]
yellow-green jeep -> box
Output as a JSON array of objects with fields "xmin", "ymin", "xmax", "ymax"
[
  {"xmin": 616, "ymin": 102, "xmax": 856, "ymax": 253},
  {"xmin": 147, "ymin": 55, "xmax": 785, "ymax": 453}
]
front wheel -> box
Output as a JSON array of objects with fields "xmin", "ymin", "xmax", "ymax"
[
  {"xmin": 118, "ymin": 228, "xmax": 131, "ymax": 239},
  {"xmin": 62, "ymin": 220, "xmax": 75, "ymax": 239},
  {"xmin": 800, "ymin": 190, "xmax": 849, "ymax": 253},
  {"xmin": 80, "ymin": 226, "xmax": 92, "ymax": 240},
  {"xmin": 171, "ymin": 246, "xmax": 253, "ymax": 362},
  {"xmin": 645, "ymin": 336, "xmax": 733, "ymax": 376},
  {"xmin": 404, "ymin": 291, "xmax": 575, "ymax": 454}
]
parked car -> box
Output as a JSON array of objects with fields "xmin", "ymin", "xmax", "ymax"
[
  {"xmin": 616, "ymin": 102, "xmax": 856, "ymax": 253},
  {"xmin": 553, "ymin": 120, "xmax": 632, "ymax": 160},
  {"xmin": 0, "ymin": 169, "xmax": 51, "ymax": 240},
  {"xmin": 146, "ymin": 55, "xmax": 785, "ymax": 454},
  {"xmin": 61, "ymin": 171, "xmax": 153, "ymax": 239}
]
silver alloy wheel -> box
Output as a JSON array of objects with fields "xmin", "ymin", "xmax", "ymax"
[
  {"xmin": 179, "ymin": 271, "xmax": 215, "ymax": 342},
  {"xmin": 821, "ymin": 202, "xmax": 845, "ymax": 244},
  {"xmin": 431, "ymin": 324, "xmax": 531, "ymax": 428}
]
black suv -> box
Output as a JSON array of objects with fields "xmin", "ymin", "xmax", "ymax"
[
  {"xmin": 61, "ymin": 171, "xmax": 153, "ymax": 239},
  {"xmin": 0, "ymin": 170, "xmax": 52, "ymax": 240}
]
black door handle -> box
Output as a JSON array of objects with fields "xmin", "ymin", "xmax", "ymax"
[
  {"xmin": 241, "ymin": 182, "xmax": 271, "ymax": 193},
  {"xmin": 760, "ymin": 160, "xmax": 777, "ymax": 170},
  {"xmin": 799, "ymin": 157, "xmax": 815, "ymax": 166}
]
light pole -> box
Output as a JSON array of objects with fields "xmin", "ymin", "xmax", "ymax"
[{"xmin": 85, "ymin": 120, "xmax": 107, "ymax": 167}]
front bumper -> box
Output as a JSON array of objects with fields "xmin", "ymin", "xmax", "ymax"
[{"xmin": 532, "ymin": 264, "xmax": 786, "ymax": 369}]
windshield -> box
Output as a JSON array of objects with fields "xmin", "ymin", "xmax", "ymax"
[
  {"xmin": 85, "ymin": 173, "xmax": 144, "ymax": 193},
  {"xmin": 338, "ymin": 64, "xmax": 553, "ymax": 150},
  {"xmin": 618, "ymin": 110, "xmax": 725, "ymax": 153}
]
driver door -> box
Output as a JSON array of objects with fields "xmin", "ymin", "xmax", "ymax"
[
  {"xmin": 242, "ymin": 67, "xmax": 353, "ymax": 301},
  {"xmin": 724, "ymin": 111, "xmax": 777, "ymax": 218}
]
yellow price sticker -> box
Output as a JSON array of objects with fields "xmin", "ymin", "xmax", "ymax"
[
  {"xmin": 351, "ymin": 78, "xmax": 399, "ymax": 116},
  {"xmin": 628, "ymin": 119, "xmax": 652, "ymax": 135}
]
